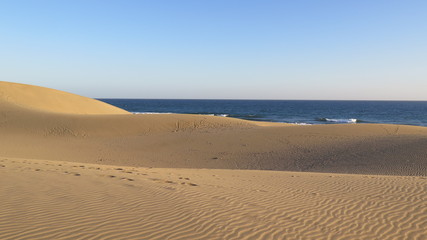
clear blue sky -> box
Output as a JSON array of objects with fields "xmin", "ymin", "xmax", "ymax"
[{"xmin": 1, "ymin": 0, "xmax": 426, "ymax": 100}]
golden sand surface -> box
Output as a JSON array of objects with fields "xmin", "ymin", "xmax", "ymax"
[
  {"xmin": 1, "ymin": 158, "xmax": 426, "ymax": 240},
  {"xmin": 0, "ymin": 81, "xmax": 129, "ymax": 115},
  {"xmin": 0, "ymin": 81, "xmax": 426, "ymax": 239}
]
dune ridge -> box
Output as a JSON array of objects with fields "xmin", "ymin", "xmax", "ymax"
[
  {"xmin": 1, "ymin": 82, "xmax": 426, "ymax": 239},
  {"xmin": 0, "ymin": 81, "xmax": 129, "ymax": 115}
]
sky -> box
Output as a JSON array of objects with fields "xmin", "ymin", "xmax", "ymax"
[{"xmin": 0, "ymin": 0, "xmax": 426, "ymax": 100}]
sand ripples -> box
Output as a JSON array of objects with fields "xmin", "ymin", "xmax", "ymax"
[{"xmin": 0, "ymin": 158, "xmax": 426, "ymax": 240}]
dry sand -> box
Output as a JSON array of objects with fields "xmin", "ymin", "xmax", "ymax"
[
  {"xmin": 0, "ymin": 81, "xmax": 426, "ymax": 239},
  {"xmin": 0, "ymin": 81, "xmax": 128, "ymax": 115}
]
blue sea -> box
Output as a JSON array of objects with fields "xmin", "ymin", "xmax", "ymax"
[{"xmin": 99, "ymin": 99, "xmax": 427, "ymax": 127}]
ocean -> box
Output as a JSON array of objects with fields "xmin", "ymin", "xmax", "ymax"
[{"xmin": 99, "ymin": 99, "xmax": 427, "ymax": 127}]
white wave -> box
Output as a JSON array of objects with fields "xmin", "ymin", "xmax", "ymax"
[
  {"xmin": 132, "ymin": 112, "xmax": 228, "ymax": 117},
  {"xmin": 203, "ymin": 114, "xmax": 229, "ymax": 117},
  {"xmin": 132, "ymin": 112, "xmax": 174, "ymax": 114},
  {"xmin": 292, "ymin": 122, "xmax": 312, "ymax": 125},
  {"xmin": 325, "ymin": 118, "xmax": 357, "ymax": 123}
]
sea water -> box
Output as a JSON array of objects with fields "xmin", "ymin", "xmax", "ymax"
[{"xmin": 99, "ymin": 99, "xmax": 427, "ymax": 127}]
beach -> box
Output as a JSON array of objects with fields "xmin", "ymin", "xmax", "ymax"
[{"xmin": 1, "ymin": 82, "xmax": 426, "ymax": 239}]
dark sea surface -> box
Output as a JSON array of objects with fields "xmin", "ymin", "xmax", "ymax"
[{"xmin": 99, "ymin": 99, "xmax": 427, "ymax": 127}]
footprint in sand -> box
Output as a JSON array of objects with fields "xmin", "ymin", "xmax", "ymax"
[
  {"xmin": 62, "ymin": 171, "xmax": 80, "ymax": 176},
  {"xmin": 120, "ymin": 178, "xmax": 134, "ymax": 181}
]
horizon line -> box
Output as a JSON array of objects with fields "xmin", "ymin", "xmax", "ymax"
[{"xmin": 95, "ymin": 98, "xmax": 427, "ymax": 102}]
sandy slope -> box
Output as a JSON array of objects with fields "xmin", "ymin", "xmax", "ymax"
[
  {"xmin": 1, "ymin": 158, "xmax": 426, "ymax": 240},
  {"xmin": 1, "ymin": 102, "xmax": 426, "ymax": 175},
  {"xmin": 0, "ymin": 81, "xmax": 129, "ymax": 114},
  {"xmin": 1, "ymin": 82, "xmax": 426, "ymax": 239}
]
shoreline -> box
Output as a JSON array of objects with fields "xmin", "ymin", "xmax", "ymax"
[{"xmin": 100, "ymin": 98, "xmax": 427, "ymax": 127}]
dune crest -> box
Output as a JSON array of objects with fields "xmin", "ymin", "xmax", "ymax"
[{"xmin": 0, "ymin": 81, "xmax": 129, "ymax": 115}]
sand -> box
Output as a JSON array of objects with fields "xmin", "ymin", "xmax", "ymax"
[
  {"xmin": 0, "ymin": 81, "xmax": 426, "ymax": 239},
  {"xmin": 0, "ymin": 81, "xmax": 129, "ymax": 115}
]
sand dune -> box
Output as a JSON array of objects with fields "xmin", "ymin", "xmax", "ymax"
[
  {"xmin": 0, "ymin": 81, "xmax": 129, "ymax": 114},
  {"xmin": 1, "ymin": 82, "xmax": 426, "ymax": 239},
  {"xmin": 1, "ymin": 103, "xmax": 426, "ymax": 175}
]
